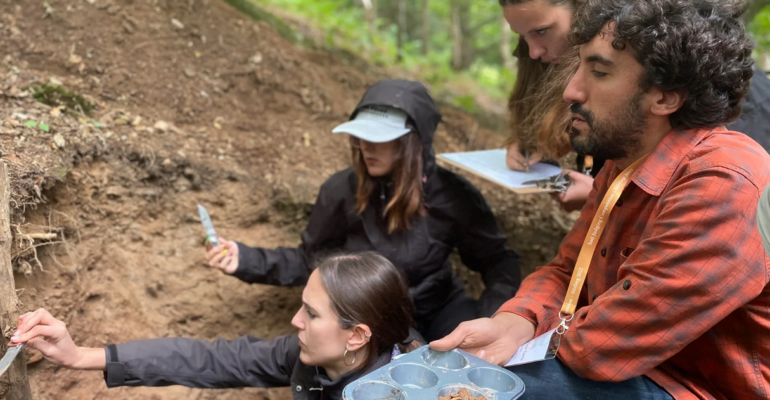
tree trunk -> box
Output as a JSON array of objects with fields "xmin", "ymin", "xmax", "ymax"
[
  {"xmin": 744, "ymin": 0, "xmax": 770, "ymax": 22},
  {"xmin": 501, "ymin": 17, "xmax": 514, "ymax": 70},
  {"xmin": 0, "ymin": 163, "xmax": 32, "ymax": 400},
  {"xmin": 451, "ymin": 0, "xmax": 462, "ymax": 70},
  {"xmin": 421, "ymin": 0, "xmax": 429, "ymax": 55},
  {"xmin": 371, "ymin": 0, "xmax": 377, "ymax": 20},
  {"xmin": 450, "ymin": 0, "xmax": 473, "ymax": 70},
  {"xmin": 361, "ymin": 0, "xmax": 376, "ymax": 38},
  {"xmin": 396, "ymin": 0, "xmax": 407, "ymax": 62}
]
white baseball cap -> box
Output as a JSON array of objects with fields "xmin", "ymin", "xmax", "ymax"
[{"xmin": 332, "ymin": 106, "xmax": 411, "ymax": 143}]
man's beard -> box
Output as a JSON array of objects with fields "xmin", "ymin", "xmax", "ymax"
[{"xmin": 569, "ymin": 91, "xmax": 646, "ymax": 161}]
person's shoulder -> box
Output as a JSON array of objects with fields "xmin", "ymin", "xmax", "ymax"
[
  {"xmin": 689, "ymin": 129, "xmax": 770, "ymax": 189},
  {"xmin": 319, "ymin": 168, "xmax": 357, "ymax": 195},
  {"xmin": 432, "ymin": 166, "xmax": 484, "ymax": 195},
  {"xmin": 429, "ymin": 166, "xmax": 490, "ymax": 209}
]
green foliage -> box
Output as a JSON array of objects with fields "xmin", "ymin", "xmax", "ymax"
[
  {"xmin": 245, "ymin": 0, "xmax": 770, "ymax": 119},
  {"xmin": 27, "ymin": 83, "xmax": 94, "ymax": 116},
  {"xmin": 750, "ymin": 5, "xmax": 770, "ymax": 68},
  {"xmin": 255, "ymin": 0, "xmax": 516, "ymax": 103},
  {"xmin": 223, "ymin": 0, "xmax": 302, "ymax": 44}
]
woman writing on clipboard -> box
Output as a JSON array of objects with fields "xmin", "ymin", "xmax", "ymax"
[{"xmin": 206, "ymin": 79, "xmax": 521, "ymax": 341}]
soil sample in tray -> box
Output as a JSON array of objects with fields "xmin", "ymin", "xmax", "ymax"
[{"xmin": 438, "ymin": 387, "xmax": 487, "ymax": 400}]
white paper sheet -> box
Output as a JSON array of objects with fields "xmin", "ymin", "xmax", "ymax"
[
  {"xmin": 505, "ymin": 328, "xmax": 560, "ymax": 367},
  {"xmin": 438, "ymin": 149, "xmax": 562, "ymax": 190}
]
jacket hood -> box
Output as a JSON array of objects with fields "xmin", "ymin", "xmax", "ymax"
[{"xmin": 350, "ymin": 79, "xmax": 443, "ymax": 179}]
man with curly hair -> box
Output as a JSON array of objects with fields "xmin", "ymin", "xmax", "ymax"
[
  {"xmin": 502, "ymin": 0, "xmax": 770, "ymax": 212},
  {"xmin": 432, "ymin": 1, "xmax": 770, "ymax": 399}
]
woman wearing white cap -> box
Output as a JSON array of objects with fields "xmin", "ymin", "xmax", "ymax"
[{"xmin": 206, "ymin": 79, "xmax": 521, "ymax": 341}]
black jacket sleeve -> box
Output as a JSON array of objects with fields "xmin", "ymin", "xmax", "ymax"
[
  {"xmin": 232, "ymin": 173, "xmax": 349, "ymax": 286},
  {"xmin": 727, "ymin": 65, "xmax": 770, "ymax": 153},
  {"xmin": 452, "ymin": 182, "xmax": 521, "ymax": 317},
  {"xmin": 104, "ymin": 334, "xmax": 300, "ymax": 389}
]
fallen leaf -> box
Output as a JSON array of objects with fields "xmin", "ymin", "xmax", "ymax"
[
  {"xmin": 24, "ymin": 121, "xmax": 38, "ymax": 128},
  {"xmin": 154, "ymin": 120, "xmax": 170, "ymax": 132},
  {"xmin": 68, "ymin": 53, "xmax": 83, "ymax": 64},
  {"xmin": 39, "ymin": 123, "xmax": 50, "ymax": 132},
  {"xmin": 53, "ymin": 134, "xmax": 65, "ymax": 148},
  {"xmin": 50, "ymin": 106, "xmax": 63, "ymax": 117},
  {"xmin": 171, "ymin": 18, "xmax": 184, "ymax": 30},
  {"xmin": 248, "ymin": 53, "xmax": 263, "ymax": 65},
  {"xmin": 213, "ymin": 117, "xmax": 224, "ymax": 130}
]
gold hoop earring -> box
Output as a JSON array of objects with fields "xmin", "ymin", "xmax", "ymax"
[{"xmin": 343, "ymin": 347, "xmax": 357, "ymax": 366}]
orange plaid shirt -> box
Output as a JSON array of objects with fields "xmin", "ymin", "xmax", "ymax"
[{"xmin": 499, "ymin": 127, "xmax": 770, "ymax": 400}]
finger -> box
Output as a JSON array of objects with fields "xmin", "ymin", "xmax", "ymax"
[
  {"xmin": 224, "ymin": 240, "xmax": 238, "ymax": 253},
  {"xmin": 221, "ymin": 255, "xmax": 236, "ymax": 271},
  {"xmin": 209, "ymin": 252, "xmax": 227, "ymax": 268},
  {"xmin": 17, "ymin": 309, "xmax": 56, "ymax": 335},
  {"xmin": 429, "ymin": 324, "xmax": 468, "ymax": 351},
  {"xmin": 12, "ymin": 324, "xmax": 60, "ymax": 343},
  {"xmin": 17, "ymin": 311, "xmax": 33, "ymax": 325},
  {"xmin": 24, "ymin": 337, "xmax": 58, "ymax": 358},
  {"xmin": 527, "ymin": 154, "xmax": 543, "ymax": 166},
  {"xmin": 507, "ymin": 157, "xmax": 527, "ymax": 171},
  {"xmin": 205, "ymin": 245, "xmax": 225, "ymax": 260}
]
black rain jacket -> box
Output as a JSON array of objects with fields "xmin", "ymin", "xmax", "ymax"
[{"xmin": 232, "ymin": 80, "xmax": 521, "ymax": 323}]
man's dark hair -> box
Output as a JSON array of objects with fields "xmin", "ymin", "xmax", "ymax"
[{"xmin": 570, "ymin": 0, "xmax": 754, "ymax": 129}]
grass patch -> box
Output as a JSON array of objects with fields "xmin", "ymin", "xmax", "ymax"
[
  {"xmin": 221, "ymin": 0, "xmax": 302, "ymax": 44},
  {"xmin": 27, "ymin": 83, "xmax": 94, "ymax": 116}
]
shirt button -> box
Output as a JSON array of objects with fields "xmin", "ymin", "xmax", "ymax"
[
  {"xmin": 295, "ymin": 385, "xmax": 302, "ymax": 392},
  {"xmin": 601, "ymin": 248, "xmax": 607, "ymax": 257},
  {"xmin": 623, "ymin": 280, "xmax": 632, "ymax": 290},
  {"xmin": 617, "ymin": 199, "xmax": 624, "ymax": 207}
]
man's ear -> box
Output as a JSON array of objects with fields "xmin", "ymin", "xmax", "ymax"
[
  {"xmin": 347, "ymin": 324, "xmax": 371, "ymax": 352},
  {"xmin": 649, "ymin": 88, "xmax": 686, "ymax": 117}
]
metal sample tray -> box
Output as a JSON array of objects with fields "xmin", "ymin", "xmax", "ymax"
[{"xmin": 343, "ymin": 345, "xmax": 525, "ymax": 400}]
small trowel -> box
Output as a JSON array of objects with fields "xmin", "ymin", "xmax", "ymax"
[{"xmin": 0, "ymin": 343, "xmax": 25, "ymax": 377}]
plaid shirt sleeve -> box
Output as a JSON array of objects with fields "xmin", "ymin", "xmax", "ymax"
[
  {"xmin": 498, "ymin": 164, "xmax": 768, "ymax": 382},
  {"xmin": 494, "ymin": 177, "xmax": 600, "ymax": 335}
]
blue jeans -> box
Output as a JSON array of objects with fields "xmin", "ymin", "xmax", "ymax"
[{"xmin": 506, "ymin": 358, "xmax": 674, "ymax": 400}]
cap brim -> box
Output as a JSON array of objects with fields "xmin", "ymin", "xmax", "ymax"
[{"xmin": 332, "ymin": 120, "xmax": 410, "ymax": 143}]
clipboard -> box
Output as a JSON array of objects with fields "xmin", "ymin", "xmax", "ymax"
[{"xmin": 437, "ymin": 149, "xmax": 563, "ymax": 195}]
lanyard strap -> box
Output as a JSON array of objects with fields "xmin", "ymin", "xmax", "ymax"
[{"xmin": 558, "ymin": 155, "xmax": 648, "ymax": 330}]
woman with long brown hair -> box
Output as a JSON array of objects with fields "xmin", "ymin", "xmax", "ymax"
[
  {"xmin": 10, "ymin": 252, "xmax": 423, "ymax": 400},
  {"xmin": 206, "ymin": 79, "xmax": 521, "ymax": 341}
]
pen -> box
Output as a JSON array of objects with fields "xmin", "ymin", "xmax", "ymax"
[{"xmin": 524, "ymin": 149, "xmax": 530, "ymax": 173}]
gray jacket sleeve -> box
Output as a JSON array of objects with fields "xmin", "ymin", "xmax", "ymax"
[
  {"xmin": 232, "ymin": 176, "xmax": 348, "ymax": 286},
  {"xmin": 103, "ymin": 334, "xmax": 300, "ymax": 389}
]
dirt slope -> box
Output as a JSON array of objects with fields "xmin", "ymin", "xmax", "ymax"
[{"xmin": 0, "ymin": 1, "xmax": 575, "ymax": 399}]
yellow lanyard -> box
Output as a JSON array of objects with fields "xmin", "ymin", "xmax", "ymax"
[{"xmin": 558, "ymin": 155, "xmax": 648, "ymax": 330}]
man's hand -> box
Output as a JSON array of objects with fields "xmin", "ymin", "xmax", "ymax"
[
  {"xmin": 206, "ymin": 238, "xmax": 239, "ymax": 275},
  {"xmin": 429, "ymin": 313, "xmax": 536, "ymax": 366},
  {"xmin": 506, "ymin": 142, "xmax": 542, "ymax": 171},
  {"xmin": 553, "ymin": 170, "xmax": 593, "ymax": 212}
]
